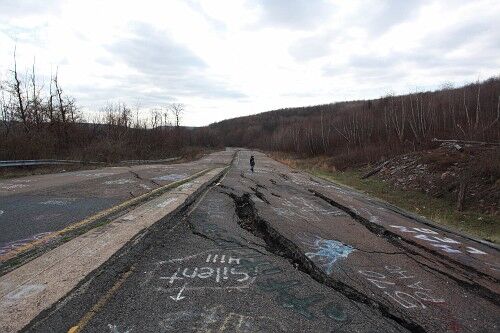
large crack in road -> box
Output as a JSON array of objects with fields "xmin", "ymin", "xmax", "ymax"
[
  {"xmin": 16, "ymin": 149, "xmax": 500, "ymax": 333},
  {"xmin": 226, "ymin": 191, "xmax": 427, "ymax": 332},
  {"xmin": 309, "ymin": 189, "xmax": 500, "ymax": 306}
]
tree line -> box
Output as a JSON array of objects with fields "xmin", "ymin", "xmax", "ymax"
[
  {"xmin": 210, "ymin": 77, "xmax": 500, "ymax": 168},
  {"xmin": 1, "ymin": 51, "xmax": 498, "ymax": 167},
  {"xmin": 0, "ymin": 52, "xmax": 215, "ymax": 161}
]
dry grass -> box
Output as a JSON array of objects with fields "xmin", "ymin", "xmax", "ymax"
[{"xmin": 273, "ymin": 152, "xmax": 500, "ymax": 244}]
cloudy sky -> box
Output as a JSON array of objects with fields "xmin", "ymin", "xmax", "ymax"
[{"xmin": 1, "ymin": 0, "xmax": 499, "ymax": 126}]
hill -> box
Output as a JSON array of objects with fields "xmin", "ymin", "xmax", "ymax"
[{"xmin": 209, "ymin": 77, "xmax": 499, "ymax": 168}]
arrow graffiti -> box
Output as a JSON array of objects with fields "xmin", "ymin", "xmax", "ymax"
[{"xmin": 170, "ymin": 283, "xmax": 187, "ymax": 302}]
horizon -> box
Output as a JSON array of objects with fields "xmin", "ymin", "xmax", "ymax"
[{"xmin": 1, "ymin": 0, "xmax": 499, "ymax": 126}]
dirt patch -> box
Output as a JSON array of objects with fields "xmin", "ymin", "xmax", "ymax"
[{"xmin": 376, "ymin": 146, "xmax": 499, "ymax": 215}]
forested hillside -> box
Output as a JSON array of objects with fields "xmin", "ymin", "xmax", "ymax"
[
  {"xmin": 2, "ymin": 70, "xmax": 499, "ymax": 168},
  {"xmin": 210, "ymin": 77, "xmax": 500, "ymax": 168}
]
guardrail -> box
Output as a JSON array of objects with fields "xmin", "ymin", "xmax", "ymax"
[
  {"xmin": 0, "ymin": 160, "xmax": 105, "ymax": 168},
  {"xmin": 119, "ymin": 157, "xmax": 181, "ymax": 165},
  {"xmin": 0, "ymin": 157, "xmax": 181, "ymax": 168}
]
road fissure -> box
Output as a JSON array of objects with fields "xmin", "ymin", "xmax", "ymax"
[
  {"xmin": 225, "ymin": 191, "xmax": 428, "ymax": 333},
  {"xmin": 309, "ymin": 189, "xmax": 500, "ymax": 307}
]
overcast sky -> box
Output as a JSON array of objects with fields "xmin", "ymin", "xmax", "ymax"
[{"xmin": 1, "ymin": 0, "xmax": 499, "ymax": 126}]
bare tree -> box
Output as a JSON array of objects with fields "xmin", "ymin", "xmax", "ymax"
[
  {"xmin": 0, "ymin": 84, "xmax": 14, "ymax": 137},
  {"xmin": 150, "ymin": 108, "xmax": 161, "ymax": 129},
  {"xmin": 30, "ymin": 58, "xmax": 43, "ymax": 126},
  {"xmin": 120, "ymin": 102, "xmax": 132, "ymax": 128},
  {"xmin": 169, "ymin": 103, "xmax": 184, "ymax": 127},
  {"xmin": 54, "ymin": 69, "xmax": 67, "ymax": 123},
  {"xmin": 11, "ymin": 47, "xmax": 30, "ymax": 132},
  {"xmin": 161, "ymin": 105, "xmax": 170, "ymax": 128},
  {"xmin": 48, "ymin": 70, "xmax": 55, "ymax": 123}
]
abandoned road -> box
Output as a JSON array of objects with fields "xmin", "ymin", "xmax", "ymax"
[
  {"xmin": 0, "ymin": 151, "xmax": 233, "ymax": 259},
  {"xmin": 2, "ymin": 149, "xmax": 499, "ymax": 332}
]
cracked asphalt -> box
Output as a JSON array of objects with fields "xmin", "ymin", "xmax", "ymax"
[
  {"xmin": 22, "ymin": 150, "xmax": 500, "ymax": 333},
  {"xmin": 0, "ymin": 151, "xmax": 233, "ymax": 257}
]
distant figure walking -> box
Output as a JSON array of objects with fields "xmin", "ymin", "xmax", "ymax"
[{"xmin": 250, "ymin": 155, "xmax": 255, "ymax": 173}]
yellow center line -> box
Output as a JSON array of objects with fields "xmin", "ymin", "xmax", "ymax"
[
  {"xmin": 1, "ymin": 168, "xmax": 214, "ymax": 262},
  {"xmin": 67, "ymin": 166, "xmax": 227, "ymax": 332},
  {"xmin": 67, "ymin": 268, "xmax": 134, "ymax": 333}
]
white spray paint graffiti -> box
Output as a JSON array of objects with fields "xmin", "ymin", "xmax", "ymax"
[
  {"xmin": 153, "ymin": 174, "xmax": 187, "ymax": 181},
  {"xmin": 76, "ymin": 172, "xmax": 114, "ymax": 177},
  {"xmin": 147, "ymin": 250, "xmax": 256, "ymax": 293},
  {"xmin": 274, "ymin": 196, "xmax": 345, "ymax": 223},
  {"xmin": 358, "ymin": 266, "xmax": 445, "ymax": 310},
  {"xmin": 0, "ymin": 232, "xmax": 53, "ymax": 256},
  {"xmin": 159, "ymin": 305, "xmax": 287, "ymax": 332},
  {"xmin": 177, "ymin": 181, "xmax": 195, "ymax": 190},
  {"xmin": 39, "ymin": 198, "xmax": 76, "ymax": 206},
  {"xmin": 5, "ymin": 284, "xmax": 46, "ymax": 301},
  {"xmin": 108, "ymin": 324, "xmax": 131, "ymax": 333},
  {"xmin": 161, "ymin": 253, "xmax": 250, "ymax": 285},
  {"xmin": 170, "ymin": 283, "xmax": 188, "ymax": 302},
  {"xmin": 0, "ymin": 184, "xmax": 28, "ymax": 190},
  {"xmin": 389, "ymin": 225, "xmax": 488, "ymax": 255},
  {"xmin": 40, "ymin": 200, "xmax": 67, "ymax": 206},
  {"xmin": 301, "ymin": 235, "xmax": 355, "ymax": 274},
  {"xmin": 104, "ymin": 179, "xmax": 136, "ymax": 185},
  {"xmin": 157, "ymin": 198, "xmax": 178, "ymax": 208}
]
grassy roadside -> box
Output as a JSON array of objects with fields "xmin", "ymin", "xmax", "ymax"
[{"xmin": 274, "ymin": 155, "xmax": 499, "ymax": 244}]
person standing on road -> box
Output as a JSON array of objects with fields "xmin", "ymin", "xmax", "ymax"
[{"xmin": 250, "ymin": 155, "xmax": 255, "ymax": 173}]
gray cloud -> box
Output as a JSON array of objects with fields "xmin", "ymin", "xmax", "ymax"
[
  {"xmin": 426, "ymin": 20, "xmax": 491, "ymax": 52},
  {"xmin": 254, "ymin": 0, "xmax": 334, "ymax": 30},
  {"xmin": 108, "ymin": 22, "xmax": 205, "ymax": 76},
  {"xmin": 288, "ymin": 31, "xmax": 336, "ymax": 62},
  {"xmin": 323, "ymin": 5, "xmax": 500, "ymax": 83},
  {"xmin": 70, "ymin": 82, "xmax": 177, "ymax": 108},
  {"xmin": 0, "ymin": 0, "xmax": 61, "ymax": 19},
  {"xmin": 324, "ymin": 49, "xmax": 498, "ymax": 85},
  {"xmin": 286, "ymin": 0, "xmax": 426, "ymax": 62},
  {"xmin": 184, "ymin": 0, "xmax": 228, "ymax": 33},
  {"xmin": 103, "ymin": 23, "xmax": 244, "ymax": 105},
  {"xmin": 361, "ymin": 0, "xmax": 425, "ymax": 35}
]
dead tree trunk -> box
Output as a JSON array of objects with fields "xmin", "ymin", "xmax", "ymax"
[
  {"xmin": 12, "ymin": 48, "xmax": 29, "ymax": 133},
  {"xmin": 456, "ymin": 181, "xmax": 467, "ymax": 211}
]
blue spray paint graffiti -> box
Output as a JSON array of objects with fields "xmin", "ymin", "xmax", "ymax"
[{"xmin": 302, "ymin": 236, "xmax": 355, "ymax": 274}]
